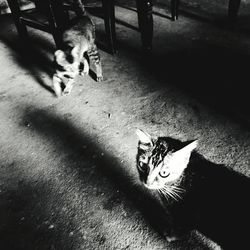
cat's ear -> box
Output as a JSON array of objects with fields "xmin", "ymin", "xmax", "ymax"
[
  {"xmin": 174, "ymin": 140, "xmax": 198, "ymax": 161},
  {"xmin": 180, "ymin": 140, "xmax": 198, "ymax": 153},
  {"xmin": 163, "ymin": 140, "xmax": 198, "ymax": 181},
  {"xmin": 169, "ymin": 140, "xmax": 198, "ymax": 169},
  {"xmin": 71, "ymin": 45, "xmax": 80, "ymax": 59},
  {"xmin": 55, "ymin": 50, "xmax": 67, "ymax": 66},
  {"xmin": 136, "ymin": 129, "xmax": 153, "ymax": 147}
]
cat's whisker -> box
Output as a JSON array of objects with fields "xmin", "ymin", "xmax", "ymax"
[
  {"xmin": 136, "ymin": 134, "xmax": 196, "ymax": 203},
  {"xmin": 167, "ymin": 191, "xmax": 178, "ymax": 201},
  {"xmin": 158, "ymin": 188, "xmax": 170, "ymax": 201},
  {"xmin": 158, "ymin": 188, "xmax": 166, "ymax": 196},
  {"xmin": 168, "ymin": 189, "xmax": 180, "ymax": 201},
  {"xmin": 160, "ymin": 186, "xmax": 178, "ymax": 201},
  {"xmin": 161, "ymin": 185, "xmax": 183, "ymax": 201},
  {"xmin": 172, "ymin": 186, "xmax": 185, "ymax": 196},
  {"xmin": 168, "ymin": 185, "xmax": 183, "ymax": 193},
  {"xmin": 171, "ymin": 191, "xmax": 182, "ymax": 200},
  {"xmin": 172, "ymin": 188, "xmax": 183, "ymax": 198},
  {"xmin": 172, "ymin": 186, "xmax": 185, "ymax": 192}
]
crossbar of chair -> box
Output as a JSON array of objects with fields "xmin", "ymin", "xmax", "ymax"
[{"xmin": 20, "ymin": 17, "xmax": 51, "ymax": 33}]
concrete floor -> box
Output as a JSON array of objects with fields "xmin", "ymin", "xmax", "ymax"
[{"xmin": 0, "ymin": 2, "xmax": 250, "ymax": 250}]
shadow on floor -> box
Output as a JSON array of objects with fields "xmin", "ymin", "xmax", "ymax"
[
  {"xmin": 0, "ymin": 15, "xmax": 55, "ymax": 94},
  {"xmin": 114, "ymin": 1, "xmax": 250, "ymax": 128},
  {"xmin": 2, "ymin": 3, "xmax": 250, "ymax": 128},
  {"xmin": 0, "ymin": 12, "xmax": 114, "ymax": 96},
  {"xmin": 19, "ymin": 106, "xmax": 250, "ymax": 249},
  {"xmin": 6, "ymin": 105, "xmax": 215, "ymax": 249},
  {"xmin": 148, "ymin": 45, "xmax": 250, "ymax": 126},
  {"xmin": 0, "ymin": 171, "xmax": 78, "ymax": 250},
  {"xmin": 150, "ymin": 137, "xmax": 250, "ymax": 249},
  {"xmin": 20, "ymin": 106, "xmax": 171, "ymax": 230},
  {"xmin": 1, "ymin": 103, "xmax": 248, "ymax": 249}
]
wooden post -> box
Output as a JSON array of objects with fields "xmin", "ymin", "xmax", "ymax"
[
  {"xmin": 6, "ymin": 0, "xmax": 28, "ymax": 39},
  {"xmin": 228, "ymin": 0, "xmax": 241, "ymax": 21},
  {"xmin": 136, "ymin": 0, "xmax": 153, "ymax": 51},
  {"xmin": 102, "ymin": 0, "xmax": 116, "ymax": 54},
  {"xmin": 171, "ymin": 0, "xmax": 180, "ymax": 21}
]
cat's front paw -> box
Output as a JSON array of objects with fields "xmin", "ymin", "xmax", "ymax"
[
  {"xmin": 62, "ymin": 90, "xmax": 70, "ymax": 96},
  {"xmin": 80, "ymin": 70, "xmax": 89, "ymax": 76},
  {"xmin": 96, "ymin": 75, "xmax": 103, "ymax": 82},
  {"xmin": 163, "ymin": 230, "xmax": 186, "ymax": 243},
  {"xmin": 62, "ymin": 86, "xmax": 73, "ymax": 96},
  {"xmin": 166, "ymin": 235, "xmax": 182, "ymax": 242},
  {"xmin": 62, "ymin": 87, "xmax": 73, "ymax": 96},
  {"xmin": 54, "ymin": 92, "xmax": 62, "ymax": 98}
]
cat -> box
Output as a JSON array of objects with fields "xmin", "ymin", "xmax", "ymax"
[
  {"xmin": 136, "ymin": 129, "xmax": 250, "ymax": 249},
  {"xmin": 52, "ymin": 0, "xmax": 103, "ymax": 97}
]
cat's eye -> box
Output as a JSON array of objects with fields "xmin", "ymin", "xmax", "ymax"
[
  {"xmin": 138, "ymin": 161, "xmax": 147, "ymax": 170},
  {"xmin": 140, "ymin": 155, "xmax": 147, "ymax": 161},
  {"xmin": 139, "ymin": 161, "xmax": 144, "ymax": 167},
  {"xmin": 159, "ymin": 169, "xmax": 170, "ymax": 178}
]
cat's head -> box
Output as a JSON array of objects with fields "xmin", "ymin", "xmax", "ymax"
[
  {"xmin": 54, "ymin": 45, "xmax": 81, "ymax": 67},
  {"xmin": 136, "ymin": 129, "xmax": 198, "ymax": 191}
]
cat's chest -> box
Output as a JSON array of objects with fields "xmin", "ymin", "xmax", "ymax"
[
  {"xmin": 65, "ymin": 63, "xmax": 79, "ymax": 73},
  {"xmin": 56, "ymin": 61, "xmax": 79, "ymax": 78},
  {"xmin": 79, "ymin": 40, "xmax": 90, "ymax": 55}
]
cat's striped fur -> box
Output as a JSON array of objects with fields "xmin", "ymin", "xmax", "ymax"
[
  {"xmin": 53, "ymin": 0, "xmax": 103, "ymax": 97},
  {"xmin": 136, "ymin": 129, "xmax": 197, "ymax": 241},
  {"xmin": 136, "ymin": 129, "xmax": 250, "ymax": 248},
  {"xmin": 136, "ymin": 129, "xmax": 197, "ymax": 198}
]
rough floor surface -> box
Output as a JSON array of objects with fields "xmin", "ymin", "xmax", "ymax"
[{"xmin": 0, "ymin": 2, "xmax": 250, "ymax": 250}]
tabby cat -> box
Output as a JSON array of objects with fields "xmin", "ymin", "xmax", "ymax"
[
  {"xmin": 53, "ymin": 0, "xmax": 103, "ymax": 97},
  {"xmin": 136, "ymin": 129, "xmax": 250, "ymax": 248}
]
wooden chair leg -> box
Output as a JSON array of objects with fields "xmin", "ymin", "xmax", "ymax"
[
  {"xmin": 102, "ymin": 0, "xmax": 116, "ymax": 54},
  {"xmin": 33, "ymin": 0, "xmax": 47, "ymax": 13},
  {"xmin": 6, "ymin": 0, "xmax": 28, "ymax": 40},
  {"xmin": 45, "ymin": 0, "xmax": 69, "ymax": 48},
  {"xmin": 228, "ymin": 0, "xmax": 241, "ymax": 21},
  {"xmin": 136, "ymin": 0, "xmax": 153, "ymax": 52},
  {"xmin": 171, "ymin": 0, "xmax": 180, "ymax": 21}
]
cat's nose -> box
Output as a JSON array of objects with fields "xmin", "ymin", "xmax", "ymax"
[
  {"xmin": 145, "ymin": 177, "xmax": 156, "ymax": 189},
  {"xmin": 146, "ymin": 173, "xmax": 156, "ymax": 186},
  {"xmin": 146, "ymin": 178, "xmax": 153, "ymax": 186},
  {"xmin": 144, "ymin": 181, "xmax": 157, "ymax": 190}
]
